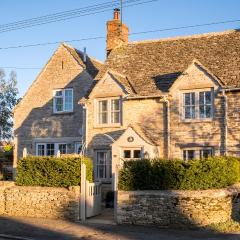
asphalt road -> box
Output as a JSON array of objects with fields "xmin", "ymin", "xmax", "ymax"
[{"xmin": 0, "ymin": 216, "xmax": 240, "ymax": 240}]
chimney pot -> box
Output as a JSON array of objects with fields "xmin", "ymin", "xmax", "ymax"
[
  {"xmin": 113, "ymin": 8, "xmax": 120, "ymax": 20},
  {"xmin": 106, "ymin": 8, "xmax": 129, "ymax": 56}
]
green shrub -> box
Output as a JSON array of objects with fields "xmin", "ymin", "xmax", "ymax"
[
  {"xmin": 16, "ymin": 156, "xmax": 93, "ymax": 187},
  {"xmin": 118, "ymin": 156, "xmax": 240, "ymax": 191}
]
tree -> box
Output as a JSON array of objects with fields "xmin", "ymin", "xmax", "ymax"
[{"xmin": 0, "ymin": 69, "xmax": 18, "ymax": 140}]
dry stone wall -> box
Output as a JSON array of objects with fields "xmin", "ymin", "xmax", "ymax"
[
  {"xmin": 0, "ymin": 183, "xmax": 80, "ymax": 220},
  {"xmin": 117, "ymin": 188, "xmax": 238, "ymax": 227}
]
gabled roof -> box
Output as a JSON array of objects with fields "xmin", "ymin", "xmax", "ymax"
[
  {"xmin": 85, "ymin": 68, "xmax": 136, "ymax": 98},
  {"xmin": 105, "ymin": 29, "xmax": 240, "ymax": 96},
  {"xmin": 62, "ymin": 43, "xmax": 104, "ymax": 79},
  {"xmin": 112, "ymin": 125, "xmax": 156, "ymax": 146},
  {"xmin": 169, "ymin": 59, "xmax": 225, "ymax": 91}
]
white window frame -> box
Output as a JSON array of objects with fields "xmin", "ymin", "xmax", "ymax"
[
  {"xmin": 121, "ymin": 147, "xmax": 143, "ymax": 160},
  {"xmin": 74, "ymin": 142, "xmax": 82, "ymax": 154},
  {"xmin": 95, "ymin": 97, "xmax": 122, "ymax": 126},
  {"xmin": 95, "ymin": 150, "xmax": 112, "ymax": 181},
  {"xmin": 36, "ymin": 143, "xmax": 68, "ymax": 156},
  {"xmin": 182, "ymin": 147, "xmax": 213, "ymax": 160},
  {"xmin": 53, "ymin": 88, "xmax": 73, "ymax": 113},
  {"xmin": 181, "ymin": 88, "xmax": 214, "ymax": 121}
]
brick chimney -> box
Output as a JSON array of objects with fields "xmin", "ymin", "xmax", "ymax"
[{"xmin": 106, "ymin": 8, "xmax": 129, "ymax": 56}]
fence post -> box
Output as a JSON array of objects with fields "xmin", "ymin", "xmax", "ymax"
[
  {"xmin": 56, "ymin": 150, "xmax": 61, "ymax": 158},
  {"xmin": 22, "ymin": 148, "xmax": 27, "ymax": 158},
  {"xmin": 80, "ymin": 163, "xmax": 86, "ymax": 221},
  {"xmin": 114, "ymin": 164, "xmax": 119, "ymax": 222}
]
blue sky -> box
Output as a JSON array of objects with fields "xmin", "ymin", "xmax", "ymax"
[{"xmin": 0, "ymin": 0, "xmax": 240, "ymax": 97}]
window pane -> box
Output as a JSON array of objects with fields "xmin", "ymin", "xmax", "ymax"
[
  {"xmin": 64, "ymin": 89, "xmax": 73, "ymax": 111},
  {"xmin": 205, "ymin": 91, "xmax": 212, "ymax": 104},
  {"xmin": 185, "ymin": 106, "xmax": 191, "ymax": 119},
  {"xmin": 133, "ymin": 150, "xmax": 141, "ymax": 158},
  {"xmin": 111, "ymin": 99, "xmax": 120, "ymax": 111},
  {"xmin": 97, "ymin": 152, "xmax": 107, "ymax": 179},
  {"xmin": 98, "ymin": 100, "xmax": 108, "ymax": 124},
  {"xmin": 100, "ymin": 100, "xmax": 108, "ymax": 111},
  {"xmin": 184, "ymin": 93, "xmax": 190, "ymax": 105},
  {"xmin": 111, "ymin": 112, "xmax": 120, "ymax": 123},
  {"xmin": 188, "ymin": 150, "xmax": 195, "ymax": 160},
  {"xmin": 100, "ymin": 112, "xmax": 108, "ymax": 124},
  {"xmin": 199, "ymin": 92, "xmax": 204, "ymax": 105},
  {"xmin": 200, "ymin": 149, "xmax": 213, "ymax": 159},
  {"xmin": 75, "ymin": 143, "xmax": 82, "ymax": 154},
  {"xmin": 46, "ymin": 144, "xmax": 55, "ymax": 156},
  {"xmin": 206, "ymin": 105, "xmax": 212, "ymax": 118},
  {"xmin": 184, "ymin": 93, "xmax": 195, "ymax": 119},
  {"xmin": 199, "ymin": 105, "xmax": 205, "ymax": 118},
  {"xmin": 58, "ymin": 144, "xmax": 67, "ymax": 154},
  {"xmin": 191, "ymin": 93, "xmax": 195, "ymax": 105},
  {"xmin": 37, "ymin": 144, "xmax": 45, "ymax": 156},
  {"xmin": 55, "ymin": 98, "xmax": 63, "ymax": 112},
  {"xmin": 123, "ymin": 150, "xmax": 131, "ymax": 158},
  {"xmin": 191, "ymin": 106, "xmax": 195, "ymax": 118}
]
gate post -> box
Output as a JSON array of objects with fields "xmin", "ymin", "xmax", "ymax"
[
  {"xmin": 113, "ymin": 164, "xmax": 119, "ymax": 222},
  {"xmin": 80, "ymin": 163, "xmax": 86, "ymax": 221}
]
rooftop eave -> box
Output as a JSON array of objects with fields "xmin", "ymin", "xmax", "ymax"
[
  {"xmin": 222, "ymin": 87, "xmax": 240, "ymax": 92},
  {"xmin": 124, "ymin": 94, "xmax": 167, "ymax": 100}
]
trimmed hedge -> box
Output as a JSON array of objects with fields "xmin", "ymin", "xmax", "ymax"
[
  {"xmin": 16, "ymin": 156, "xmax": 93, "ymax": 187},
  {"xmin": 118, "ymin": 156, "xmax": 240, "ymax": 190}
]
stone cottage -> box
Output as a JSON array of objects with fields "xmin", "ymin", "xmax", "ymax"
[{"xmin": 14, "ymin": 9, "xmax": 240, "ymax": 188}]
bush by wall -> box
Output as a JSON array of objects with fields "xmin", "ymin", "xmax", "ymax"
[
  {"xmin": 118, "ymin": 156, "xmax": 240, "ymax": 190},
  {"xmin": 16, "ymin": 156, "xmax": 93, "ymax": 187}
]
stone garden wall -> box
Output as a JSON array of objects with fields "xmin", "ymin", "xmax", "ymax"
[
  {"xmin": 117, "ymin": 187, "xmax": 239, "ymax": 227},
  {"xmin": 0, "ymin": 182, "xmax": 80, "ymax": 220}
]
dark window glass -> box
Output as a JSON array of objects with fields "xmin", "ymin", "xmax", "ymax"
[
  {"xmin": 133, "ymin": 150, "xmax": 141, "ymax": 158},
  {"xmin": 200, "ymin": 149, "xmax": 213, "ymax": 159},
  {"xmin": 46, "ymin": 144, "xmax": 55, "ymax": 156},
  {"xmin": 37, "ymin": 144, "xmax": 45, "ymax": 156},
  {"xmin": 123, "ymin": 150, "xmax": 131, "ymax": 158},
  {"xmin": 59, "ymin": 144, "xmax": 67, "ymax": 154}
]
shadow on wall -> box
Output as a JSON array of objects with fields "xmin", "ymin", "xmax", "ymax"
[{"xmin": 14, "ymin": 70, "xmax": 92, "ymax": 161}]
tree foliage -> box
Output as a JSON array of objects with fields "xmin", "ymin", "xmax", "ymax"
[{"xmin": 0, "ymin": 69, "xmax": 18, "ymax": 140}]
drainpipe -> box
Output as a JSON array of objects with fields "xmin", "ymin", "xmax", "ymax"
[
  {"xmin": 82, "ymin": 104, "xmax": 88, "ymax": 152},
  {"xmin": 164, "ymin": 97, "xmax": 170, "ymax": 159},
  {"xmin": 222, "ymin": 90, "xmax": 228, "ymax": 155}
]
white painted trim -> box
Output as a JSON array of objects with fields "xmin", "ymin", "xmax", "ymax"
[
  {"xmin": 94, "ymin": 150, "xmax": 112, "ymax": 182},
  {"xmin": 94, "ymin": 97, "xmax": 122, "ymax": 127},
  {"xmin": 53, "ymin": 88, "xmax": 73, "ymax": 113},
  {"xmin": 181, "ymin": 147, "xmax": 214, "ymax": 160},
  {"xmin": 36, "ymin": 142, "xmax": 68, "ymax": 156},
  {"xmin": 180, "ymin": 88, "xmax": 214, "ymax": 122}
]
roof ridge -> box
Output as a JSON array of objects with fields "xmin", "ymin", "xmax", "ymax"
[
  {"xmin": 62, "ymin": 42, "xmax": 104, "ymax": 65},
  {"xmin": 128, "ymin": 29, "xmax": 238, "ymax": 46}
]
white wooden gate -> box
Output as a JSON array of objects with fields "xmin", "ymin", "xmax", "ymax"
[
  {"xmin": 86, "ymin": 181, "xmax": 102, "ymax": 218},
  {"xmin": 80, "ymin": 163, "xmax": 102, "ymax": 220}
]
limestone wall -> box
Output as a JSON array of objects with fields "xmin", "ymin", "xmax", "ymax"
[
  {"xmin": 0, "ymin": 183, "xmax": 80, "ymax": 220},
  {"xmin": 117, "ymin": 189, "xmax": 236, "ymax": 227}
]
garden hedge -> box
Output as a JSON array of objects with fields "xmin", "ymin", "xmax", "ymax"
[
  {"xmin": 16, "ymin": 156, "xmax": 93, "ymax": 187},
  {"xmin": 118, "ymin": 156, "xmax": 240, "ymax": 190}
]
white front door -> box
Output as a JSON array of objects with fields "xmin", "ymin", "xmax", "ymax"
[{"xmin": 95, "ymin": 150, "xmax": 112, "ymax": 182}]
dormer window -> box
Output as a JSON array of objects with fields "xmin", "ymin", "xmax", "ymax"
[
  {"xmin": 96, "ymin": 98, "xmax": 121, "ymax": 126},
  {"xmin": 53, "ymin": 88, "xmax": 73, "ymax": 113},
  {"xmin": 182, "ymin": 89, "xmax": 213, "ymax": 120}
]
